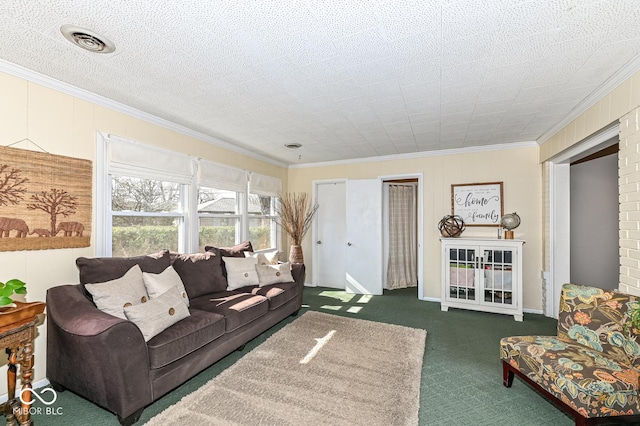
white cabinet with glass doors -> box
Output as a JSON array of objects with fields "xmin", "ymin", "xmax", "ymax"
[{"xmin": 440, "ymin": 238, "xmax": 524, "ymax": 321}]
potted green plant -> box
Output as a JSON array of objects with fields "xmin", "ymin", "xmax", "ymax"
[
  {"xmin": 625, "ymin": 301, "xmax": 640, "ymax": 335},
  {"xmin": 0, "ymin": 279, "xmax": 26, "ymax": 307}
]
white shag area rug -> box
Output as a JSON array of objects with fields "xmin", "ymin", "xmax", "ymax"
[{"xmin": 146, "ymin": 311, "xmax": 426, "ymax": 426}]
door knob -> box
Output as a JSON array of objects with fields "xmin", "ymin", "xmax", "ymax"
[
  {"xmin": 347, "ymin": 242, "xmax": 352, "ymax": 246},
  {"xmin": 317, "ymin": 240, "xmax": 322, "ymax": 244}
]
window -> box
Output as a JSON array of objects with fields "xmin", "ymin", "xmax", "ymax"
[
  {"xmin": 111, "ymin": 176, "xmax": 185, "ymax": 256},
  {"xmin": 248, "ymin": 172, "xmax": 282, "ymax": 251},
  {"xmin": 248, "ymin": 193, "xmax": 277, "ymax": 251},
  {"xmin": 97, "ymin": 134, "xmax": 283, "ymax": 257},
  {"xmin": 197, "ymin": 187, "xmax": 241, "ymax": 251}
]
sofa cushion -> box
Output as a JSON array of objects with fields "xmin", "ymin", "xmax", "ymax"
[
  {"xmin": 251, "ymin": 281, "xmax": 299, "ymax": 310},
  {"xmin": 146, "ymin": 309, "xmax": 226, "ymax": 369},
  {"xmin": 124, "ymin": 286, "xmax": 191, "ymax": 342},
  {"xmin": 191, "ymin": 291, "xmax": 268, "ymax": 332},
  {"xmin": 171, "ymin": 250, "xmax": 228, "ymax": 297},
  {"xmin": 84, "ymin": 265, "xmax": 149, "ymax": 319},
  {"xmin": 222, "ymin": 256, "xmax": 259, "ymax": 290},
  {"xmin": 205, "ymin": 241, "xmax": 253, "ymax": 258},
  {"xmin": 77, "ymin": 249, "xmax": 172, "ymax": 286},
  {"xmin": 143, "ymin": 265, "xmax": 189, "ymax": 307},
  {"xmin": 501, "ymin": 335, "xmax": 640, "ymax": 417},
  {"xmin": 255, "ymin": 262, "xmax": 294, "ymax": 287}
]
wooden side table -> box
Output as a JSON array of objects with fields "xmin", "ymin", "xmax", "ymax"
[{"xmin": 0, "ymin": 301, "xmax": 46, "ymax": 426}]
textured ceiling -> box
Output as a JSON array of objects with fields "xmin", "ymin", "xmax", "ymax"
[{"xmin": 1, "ymin": 1, "xmax": 640, "ymax": 165}]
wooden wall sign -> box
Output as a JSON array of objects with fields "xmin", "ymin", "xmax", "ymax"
[
  {"xmin": 0, "ymin": 145, "xmax": 92, "ymax": 251},
  {"xmin": 451, "ymin": 182, "xmax": 503, "ymax": 226}
]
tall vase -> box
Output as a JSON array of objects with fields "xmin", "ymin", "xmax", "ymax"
[{"xmin": 289, "ymin": 245, "xmax": 304, "ymax": 264}]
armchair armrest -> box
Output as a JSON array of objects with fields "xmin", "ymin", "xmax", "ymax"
[{"xmin": 46, "ymin": 284, "xmax": 152, "ymax": 421}]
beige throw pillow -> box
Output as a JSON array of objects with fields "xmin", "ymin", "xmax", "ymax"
[
  {"xmin": 223, "ymin": 256, "xmax": 259, "ymax": 290},
  {"xmin": 244, "ymin": 250, "xmax": 281, "ymax": 265},
  {"xmin": 124, "ymin": 286, "xmax": 190, "ymax": 342},
  {"xmin": 143, "ymin": 265, "xmax": 189, "ymax": 307},
  {"xmin": 256, "ymin": 262, "xmax": 294, "ymax": 287},
  {"xmin": 85, "ymin": 265, "xmax": 149, "ymax": 319}
]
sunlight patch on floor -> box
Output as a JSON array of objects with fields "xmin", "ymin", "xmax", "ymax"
[
  {"xmin": 300, "ymin": 330, "xmax": 336, "ymax": 364},
  {"xmin": 320, "ymin": 305, "xmax": 342, "ymax": 311},
  {"xmin": 318, "ymin": 290, "xmax": 357, "ymax": 302},
  {"xmin": 357, "ymin": 295, "xmax": 372, "ymax": 304},
  {"xmin": 318, "ymin": 290, "xmax": 373, "ymax": 313}
]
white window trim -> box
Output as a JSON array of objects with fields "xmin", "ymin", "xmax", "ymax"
[{"xmin": 97, "ymin": 132, "xmax": 282, "ymax": 256}]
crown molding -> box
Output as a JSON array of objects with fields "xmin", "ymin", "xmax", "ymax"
[
  {"xmin": 289, "ymin": 141, "xmax": 538, "ymax": 169},
  {"xmin": 538, "ymin": 53, "xmax": 640, "ymax": 145},
  {"xmin": 0, "ymin": 59, "xmax": 288, "ymax": 169}
]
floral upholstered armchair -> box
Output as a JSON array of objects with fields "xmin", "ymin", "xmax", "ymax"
[{"xmin": 500, "ymin": 284, "xmax": 640, "ymax": 426}]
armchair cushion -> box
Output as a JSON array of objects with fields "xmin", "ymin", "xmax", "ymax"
[
  {"xmin": 501, "ymin": 283, "xmax": 640, "ymax": 422},
  {"xmin": 501, "ymin": 335, "xmax": 640, "ymax": 417}
]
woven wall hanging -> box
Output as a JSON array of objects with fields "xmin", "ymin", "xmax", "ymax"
[{"xmin": 0, "ymin": 145, "xmax": 92, "ymax": 251}]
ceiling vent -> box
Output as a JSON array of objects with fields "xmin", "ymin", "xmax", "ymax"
[{"xmin": 60, "ymin": 25, "xmax": 115, "ymax": 53}]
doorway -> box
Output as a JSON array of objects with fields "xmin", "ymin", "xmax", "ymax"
[
  {"xmin": 312, "ymin": 175, "xmax": 424, "ymax": 299},
  {"xmin": 546, "ymin": 124, "xmax": 619, "ymax": 316},
  {"xmin": 383, "ymin": 179, "xmax": 418, "ymax": 291},
  {"xmin": 570, "ymin": 145, "xmax": 619, "ymax": 290}
]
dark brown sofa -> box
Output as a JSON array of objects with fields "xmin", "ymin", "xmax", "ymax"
[{"xmin": 46, "ymin": 244, "xmax": 305, "ymax": 425}]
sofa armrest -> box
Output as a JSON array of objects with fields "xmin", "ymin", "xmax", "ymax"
[
  {"xmin": 46, "ymin": 284, "xmax": 152, "ymax": 421},
  {"xmin": 291, "ymin": 263, "xmax": 306, "ymax": 288}
]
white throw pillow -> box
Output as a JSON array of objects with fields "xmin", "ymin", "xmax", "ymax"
[
  {"xmin": 85, "ymin": 265, "xmax": 149, "ymax": 319},
  {"xmin": 143, "ymin": 265, "xmax": 189, "ymax": 307},
  {"xmin": 255, "ymin": 262, "xmax": 294, "ymax": 287},
  {"xmin": 223, "ymin": 256, "xmax": 259, "ymax": 290},
  {"xmin": 124, "ymin": 286, "xmax": 190, "ymax": 342},
  {"xmin": 244, "ymin": 250, "xmax": 281, "ymax": 265}
]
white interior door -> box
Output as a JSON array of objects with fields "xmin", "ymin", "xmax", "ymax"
[
  {"xmin": 314, "ymin": 181, "xmax": 346, "ymax": 289},
  {"xmin": 346, "ymin": 179, "xmax": 383, "ymax": 295}
]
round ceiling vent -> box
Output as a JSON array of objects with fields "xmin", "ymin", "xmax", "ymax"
[{"xmin": 60, "ymin": 25, "xmax": 115, "ymax": 54}]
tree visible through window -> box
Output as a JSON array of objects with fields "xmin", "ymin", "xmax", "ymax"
[{"xmin": 111, "ymin": 176, "xmax": 184, "ymax": 256}]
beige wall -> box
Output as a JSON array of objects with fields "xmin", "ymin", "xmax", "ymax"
[
  {"xmin": 539, "ymin": 69, "xmax": 640, "ymax": 297},
  {"xmin": 288, "ymin": 145, "xmax": 543, "ymax": 310},
  {"xmin": 0, "ymin": 70, "xmax": 287, "ymax": 395}
]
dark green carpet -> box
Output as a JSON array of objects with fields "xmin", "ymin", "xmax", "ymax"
[{"xmin": 32, "ymin": 287, "xmax": 571, "ymax": 425}]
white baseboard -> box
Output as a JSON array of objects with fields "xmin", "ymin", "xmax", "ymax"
[{"xmin": 0, "ymin": 378, "xmax": 50, "ymax": 404}]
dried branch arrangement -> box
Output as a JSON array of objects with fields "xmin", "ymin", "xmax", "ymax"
[{"xmin": 275, "ymin": 192, "xmax": 318, "ymax": 245}]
